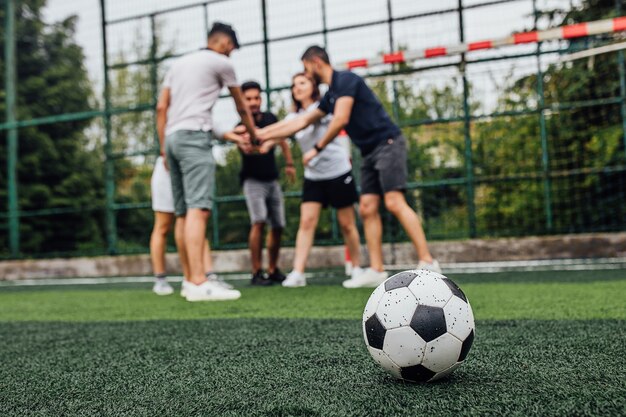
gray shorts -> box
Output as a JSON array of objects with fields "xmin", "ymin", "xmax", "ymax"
[
  {"xmin": 360, "ymin": 134, "xmax": 408, "ymax": 195},
  {"xmin": 243, "ymin": 179, "xmax": 286, "ymax": 228},
  {"xmin": 165, "ymin": 130, "xmax": 215, "ymax": 216}
]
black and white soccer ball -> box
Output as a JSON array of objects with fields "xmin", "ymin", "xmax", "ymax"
[{"xmin": 363, "ymin": 269, "xmax": 475, "ymax": 382}]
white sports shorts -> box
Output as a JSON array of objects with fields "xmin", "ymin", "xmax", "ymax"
[{"xmin": 151, "ymin": 156, "xmax": 175, "ymax": 213}]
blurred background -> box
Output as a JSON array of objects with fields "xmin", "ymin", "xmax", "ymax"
[{"xmin": 0, "ymin": 0, "xmax": 625, "ymax": 259}]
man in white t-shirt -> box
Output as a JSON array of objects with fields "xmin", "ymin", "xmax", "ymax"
[{"xmin": 156, "ymin": 22, "xmax": 258, "ymax": 302}]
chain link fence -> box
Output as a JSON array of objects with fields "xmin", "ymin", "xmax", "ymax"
[{"xmin": 1, "ymin": 0, "xmax": 625, "ymax": 258}]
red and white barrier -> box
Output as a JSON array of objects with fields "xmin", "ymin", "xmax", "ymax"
[{"xmin": 339, "ymin": 16, "xmax": 626, "ymax": 70}]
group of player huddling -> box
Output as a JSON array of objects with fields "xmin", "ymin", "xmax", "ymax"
[{"xmin": 149, "ymin": 23, "xmax": 441, "ymax": 302}]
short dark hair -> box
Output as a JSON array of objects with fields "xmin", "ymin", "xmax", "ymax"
[
  {"xmin": 301, "ymin": 45, "xmax": 330, "ymax": 64},
  {"xmin": 208, "ymin": 22, "xmax": 240, "ymax": 49},
  {"xmin": 241, "ymin": 81, "xmax": 262, "ymax": 93}
]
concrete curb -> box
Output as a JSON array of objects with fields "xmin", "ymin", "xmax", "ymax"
[{"xmin": 1, "ymin": 232, "xmax": 625, "ymax": 280}]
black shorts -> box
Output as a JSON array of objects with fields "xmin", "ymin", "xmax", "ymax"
[
  {"xmin": 302, "ymin": 171, "xmax": 359, "ymax": 208},
  {"xmin": 360, "ymin": 134, "xmax": 408, "ymax": 195}
]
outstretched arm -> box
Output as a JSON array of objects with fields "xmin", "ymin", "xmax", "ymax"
[
  {"xmin": 257, "ymin": 109, "xmax": 325, "ymax": 141},
  {"xmin": 302, "ymin": 96, "xmax": 353, "ymax": 165},
  {"xmin": 229, "ymin": 86, "xmax": 257, "ymax": 143},
  {"xmin": 213, "ymin": 123, "xmax": 254, "ymax": 154},
  {"xmin": 222, "ymin": 131, "xmax": 247, "ymax": 146}
]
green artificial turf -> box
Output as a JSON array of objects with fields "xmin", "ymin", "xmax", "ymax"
[
  {"xmin": 1, "ymin": 269, "xmax": 625, "ymax": 416},
  {"xmin": 0, "ymin": 319, "xmax": 624, "ymax": 416},
  {"xmin": 0, "ymin": 270, "xmax": 624, "ymax": 322}
]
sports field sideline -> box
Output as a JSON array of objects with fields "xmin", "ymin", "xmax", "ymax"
[{"xmin": 1, "ymin": 267, "xmax": 625, "ymax": 416}]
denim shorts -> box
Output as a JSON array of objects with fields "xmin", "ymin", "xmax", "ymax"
[
  {"xmin": 242, "ymin": 179, "xmax": 286, "ymax": 228},
  {"xmin": 165, "ymin": 130, "xmax": 215, "ymax": 216},
  {"xmin": 360, "ymin": 134, "xmax": 408, "ymax": 195}
]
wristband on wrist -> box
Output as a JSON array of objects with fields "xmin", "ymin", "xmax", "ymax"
[{"xmin": 313, "ymin": 143, "xmax": 324, "ymax": 153}]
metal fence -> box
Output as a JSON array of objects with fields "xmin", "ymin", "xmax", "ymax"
[{"xmin": 1, "ymin": 0, "xmax": 626, "ymax": 258}]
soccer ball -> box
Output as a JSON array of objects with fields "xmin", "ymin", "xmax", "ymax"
[{"xmin": 362, "ymin": 269, "xmax": 475, "ymax": 382}]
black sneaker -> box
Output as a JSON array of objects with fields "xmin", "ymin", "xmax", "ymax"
[
  {"xmin": 250, "ymin": 270, "xmax": 273, "ymax": 286},
  {"xmin": 268, "ymin": 268, "xmax": 286, "ymax": 283}
]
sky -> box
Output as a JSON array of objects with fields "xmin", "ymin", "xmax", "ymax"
[{"xmin": 41, "ymin": 0, "xmax": 579, "ymax": 139}]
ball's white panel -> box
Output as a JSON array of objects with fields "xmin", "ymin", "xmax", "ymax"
[
  {"xmin": 376, "ymin": 287, "xmax": 419, "ymax": 330},
  {"xmin": 429, "ymin": 361, "xmax": 463, "ymax": 382},
  {"xmin": 467, "ymin": 299, "xmax": 475, "ymax": 325},
  {"xmin": 362, "ymin": 320, "xmax": 367, "ymax": 346},
  {"xmin": 443, "ymin": 296, "xmax": 475, "ymax": 341},
  {"xmin": 410, "ymin": 269, "xmax": 448, "ymax": 280},
  {"xmin": 421, "ymin": 333, "xmax": 463, "ymax": 373},
  {"xmin": 382, "ymin": 326, "xmax": 427, "ymax": 368},
  {"xmin": 367, "ymin": 346, "xmax": 402, "ymax": 379},
  {"xmin": 408, "ymin": 272, "xmax": 453, "ymax": 308},
  {"xmin": 363, "ymin": 284, "xmax": 386, "ymax": 322}
]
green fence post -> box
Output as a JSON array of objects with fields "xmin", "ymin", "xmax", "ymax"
[
  {"xmin": 617, "ymin": 0, "xmax": 626, "ymax": 159},
  {"xmin": 261, "ymin": 0, "xmax": 271, "ymax": 107},
  {"xmin": 100, "ymin": 0, "xmax": 118, "ymax": 254},
  {"xmin": 203, "ymin": 2, "xmax": 209, "ymax": 36},
  {"xmin": 620, "ymin": 53, "xmax": 626, "ymax": 160},
  {"xmin": 386, "ymin": 0, "xmax": 400, "ymax": 253},
  {"xmin": 150, "ymin": 15, "xmax": 159, "ymax": 152},
  {"xmin": 330, "ymin": 209, "xmax": 339, "ymax": 242},
  {"xmin": 533, "ymin": 0, "xmax": 553, "ymax": 232},
  {"xmin": 211, "ymin": 192, "xmax": 220, "ymax": 249},
  {"xmin": 458, "ymin": 0, "xmax": 477, "ymax": 238},
  {"xmin": 321, "ymin": 0, "xmax": 328, "ymax": 48},
  {"xmin": 4, "ymin": 0, "xmax": 19, "ymax": 257},
  {"xmin": 386, "ymin": 0, "xmax": 401, "ymax": 124}
]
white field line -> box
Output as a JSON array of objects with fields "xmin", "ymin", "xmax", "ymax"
[
  {"xmin": 388, "ymin": 258, "xmax": 626, "ymax": 274},
  {"xmin": 1, "ymin": 258, "xmax": 625, "ymax": 286}
]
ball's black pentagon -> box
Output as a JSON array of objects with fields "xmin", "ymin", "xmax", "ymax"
[
  {"xmin": 410, "ymin": 305, "xmax": 447, "ymax": 343},
  {"xmin": 364, "ymin": 314, "xmax": 386, "ymax": 350},
  {"xmin": 442, "ymin": 278, "xmax": 467, "ymax": 302},
  {"xmin": 458, "ymin": 329, "xmax": 474, "ymax": 362},
  {"xmin": 384, "ymin": 271, "xmax": 417, "ymax": 292},
  {"xmin": 400, "ymin": 364, "xmax": 436, "ymax": 382}
]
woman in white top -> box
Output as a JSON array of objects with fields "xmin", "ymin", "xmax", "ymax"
[{"xmin": 259, "ymin": 72, "xmax": 362, "ymax": 287}]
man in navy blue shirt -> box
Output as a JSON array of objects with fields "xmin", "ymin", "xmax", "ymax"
[{"xmin": 257, "ymin": 45, "xmax": 441, "ymax": 287}]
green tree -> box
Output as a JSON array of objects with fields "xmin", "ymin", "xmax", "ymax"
[
  {"xmin": 472, "ymin": 0, "xmax": 626, "ymax": 236},
  {"xmin": 369, "ymin": 73, "xmax": 470, "ymax": 239},
  {"xmin": 0, "ymin": 0, "xmax": 105, "ymax": 255}
]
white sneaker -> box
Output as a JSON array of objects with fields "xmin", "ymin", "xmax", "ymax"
[
  {"xmin": 206, "ymin": 272, "xmax": 234, "ymax": 290},
  {"xmin": 351, "ymin": 266, "xmax": 364, "ymax": 279},
  {"xmin": 185, "ymin": 280, "xmax": 241, "ymax": 302},
  {"xmin": 180, "ymin": 280, "xmax": 189, "ymax": 298},
  {"xmin": 416, "ymin": 259, "xmax": 442, "ymax": 274},
  {"xmin": 153, "ymin": 279, "xmax": 174, "ymax": 296},
  {"xmin": 282, "ymin": 271, "xmax": 306, "ymax": 287},
  {"xmin": 342, "ymin": 267, "xmax": 388, "ymax": 288},
  {"xmin": 345, "ymin": 261, "xmax": 353, "ymax": 277}
]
